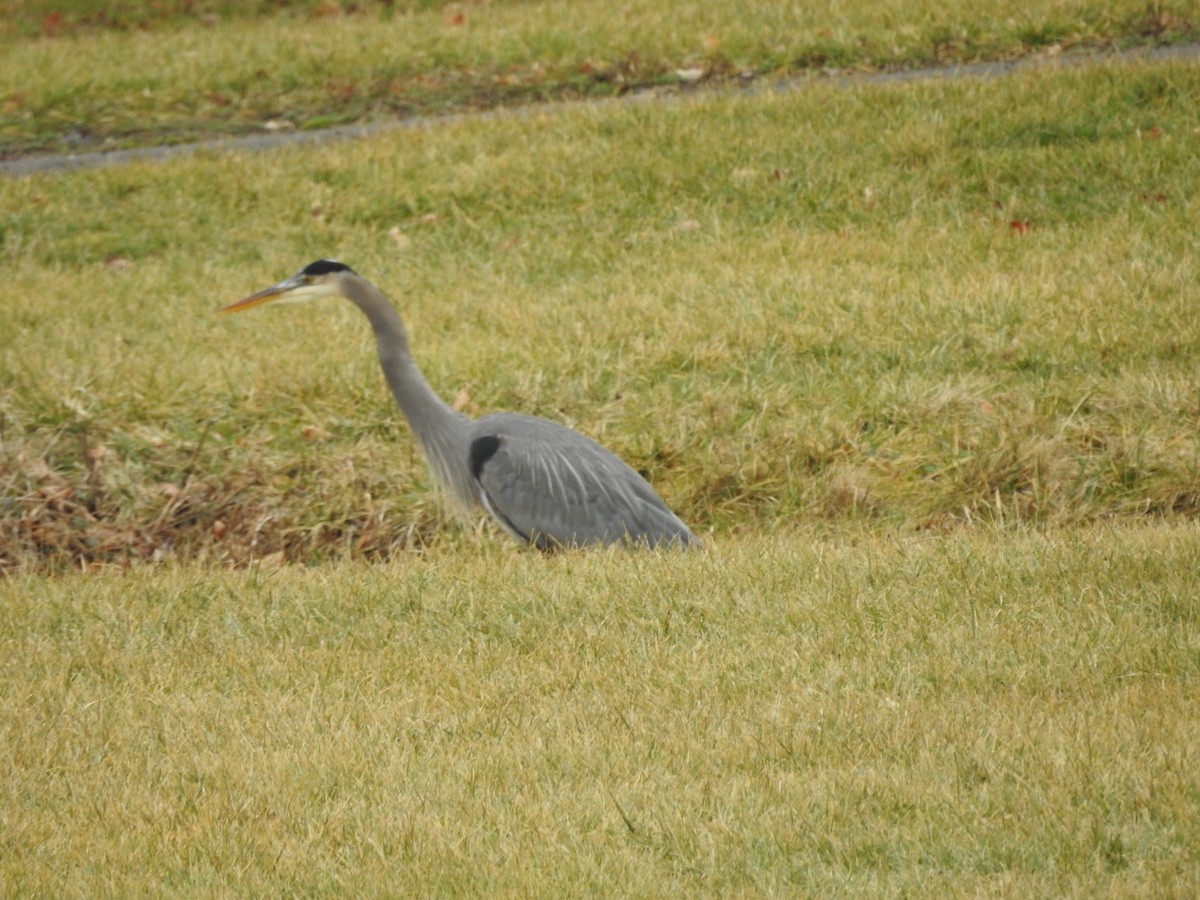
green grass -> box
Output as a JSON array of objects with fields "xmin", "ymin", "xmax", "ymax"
[
  {"xmin": 3, "ymin": 57, "xmax": 1199, "ymax": 571},
  {"xmin": 2, "ymin": 11, "xmax": 1200, "ymax": 893},
  {"xmin": 1, "ymin": 0, "xmax": 1196, "ymax": 158},
  {"xmin": 2, "ymin": 525, "xmax": 1198, "ymax": 894}
]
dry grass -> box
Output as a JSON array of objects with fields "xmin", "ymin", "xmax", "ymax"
[
  {"xmin": 2, "ymin": 524, "xmax": 1197, "ymax": 893},
  {"xmin": 2, "ymin": 15, "xmax": 1199, "ymax": 893},
  {"xmin": 2, "ymin": 0, "xmax": 1196, "ymax": 157},
  {"xmin": 3, "ymin": 57, "xmax": 1199, "ymax": 571}
]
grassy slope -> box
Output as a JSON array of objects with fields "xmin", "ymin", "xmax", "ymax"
[
  {"xmin": 3, "ymin": 58, "xmax": 1199, "ymax": 570},
  {"xmin": 2, "ymin": 524, "xmax": 1198, "ymax": 893},
  {"xmin": 1, "ymin": 0, "xmax": 1196, "ymax": 158}
]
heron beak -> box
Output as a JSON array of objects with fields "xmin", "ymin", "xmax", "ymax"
[{"xmin": 220, "ymin": 275, "xmax": 306, "ymax": 314}]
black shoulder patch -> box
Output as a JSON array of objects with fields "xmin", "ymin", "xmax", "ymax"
[
  {"xmin": 300, "ymin": 259, "xmax": 353, "ymax": 276},
  {"xmin": 469, "ymin": 434, "xmax": 504, "ymax": 480}
]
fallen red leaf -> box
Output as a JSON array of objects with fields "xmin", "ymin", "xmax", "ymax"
[{"xmin": 301, "ymin": 424, "xmax": 332, "ymax": 442}]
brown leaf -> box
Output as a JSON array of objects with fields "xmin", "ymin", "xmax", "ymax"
[
  {"xmin": 42, "ymin": 12, "xmax": 64, "ymax": 37},
  {"xmin": 259, "ymin": 551, "xmax": 287, "ymax": 569},
  {"xmin": 301, "ymin": 424, "xmax": 332, "ymax": 442}
]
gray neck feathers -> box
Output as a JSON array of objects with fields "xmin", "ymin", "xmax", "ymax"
[{"xmin": 341, "ymin": 274, "xmax": 478, "ymax": 511}]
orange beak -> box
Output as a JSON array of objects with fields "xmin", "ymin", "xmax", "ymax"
[{"xmin": 220, "ymin": 274, "xmax": 307, "ymax": 313}]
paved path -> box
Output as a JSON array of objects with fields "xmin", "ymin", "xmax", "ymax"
[{"xmin": 3, "ymin": 42, "xmax": 1197, "ymax": 179}]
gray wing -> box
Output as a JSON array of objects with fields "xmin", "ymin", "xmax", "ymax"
[{"xmin": 467, "ymin": 413, "xmax": 699, "ymax": 550}]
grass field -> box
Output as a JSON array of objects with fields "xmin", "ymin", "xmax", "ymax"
[
  {"xmin": 3, "ymin": 525, "xmax": 1199, "ymax": 893},
  {"xmin": 2, "ymin": 0, "xmax": 1197, "ymax": 157},
  {"xmin": 2, "ymin": 0, "xmax": 1200, "ymax": 893},
  {"xmin": 4, "ymin": 55, "xmax": 1199, "ymax": 570}
]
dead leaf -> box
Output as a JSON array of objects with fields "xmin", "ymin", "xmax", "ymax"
[
  {"xmin": 42, "ymin": 12, "xmax": 64, "ymax": 37},
  {"xmin": 301, "ymin": 424, "xmax": 332, "ymax": 442},
  {"xmin": 388, "ymin": 227, "xmax": 412, "ymax": 249},
  {"xmin": 28, "ymin": 458, "xmax": 54, "ymax": 480},
  {"xmin": 259, "ymin": 551, "xmax": 286, "ymax": 569}
]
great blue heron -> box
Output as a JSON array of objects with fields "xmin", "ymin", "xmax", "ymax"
[{"xmin": 221, "ymin": 260, "xmax": 700, "ymax": 550}]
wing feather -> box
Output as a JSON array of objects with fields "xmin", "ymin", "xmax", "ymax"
[{"xmin": 468, "ymin": 413, "xmax": 698, "ymax": 549}]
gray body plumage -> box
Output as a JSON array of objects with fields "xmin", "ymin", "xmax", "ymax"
[
  {"xmin": 225, "ymin": 261, "xmax": 699, "ymax": 550},
  {"xmin": 468, "ymin": 413, "xmax": 697, "ymax": 550}
]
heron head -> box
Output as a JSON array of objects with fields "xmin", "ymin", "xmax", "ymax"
[{"xmin": 221, "ymin": 259, "xmax": 355, "ymax": 313}]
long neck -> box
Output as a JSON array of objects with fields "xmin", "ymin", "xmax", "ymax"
[{"xmin": 340, "ymin": 274, "xmax": 478, "ymax": 510}]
